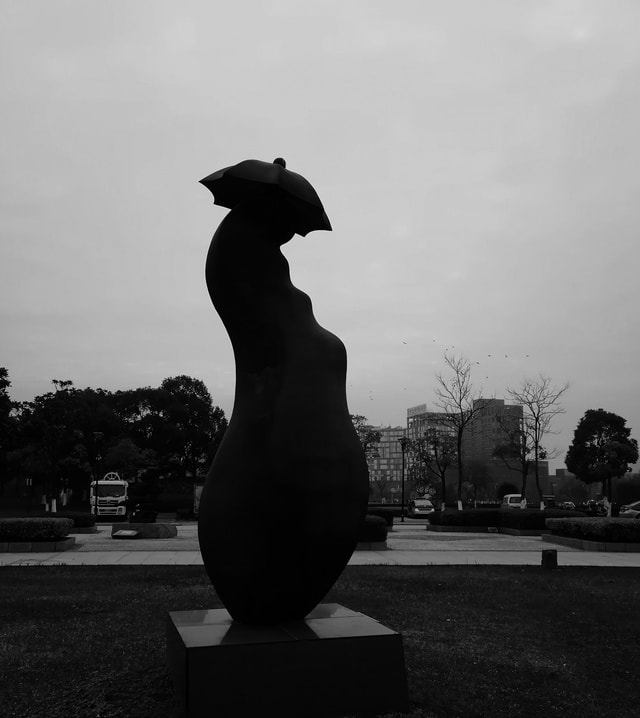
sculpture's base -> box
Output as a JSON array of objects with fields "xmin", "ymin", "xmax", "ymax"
[{"xmin": 166, "ymin": 603, "xmax": 409, "ymax": 718}]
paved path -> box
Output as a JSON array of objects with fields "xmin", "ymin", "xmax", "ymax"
[{"xmin": 2, "ymin": 521, "xmax": 640, "ymax": 567}]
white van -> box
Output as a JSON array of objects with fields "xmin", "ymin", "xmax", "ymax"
[{"xmin": 502, "ymin": 494, "xmax": 525, "ymax": 509}]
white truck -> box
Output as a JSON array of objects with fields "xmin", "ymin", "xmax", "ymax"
[{"xmin": 90, "ymin": 472, "xmax": 129, "ymax": 518}]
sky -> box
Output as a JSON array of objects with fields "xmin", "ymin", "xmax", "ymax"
[{"xmin": 2, "ymin": 0, "xmax": 639, "ymax": 473}]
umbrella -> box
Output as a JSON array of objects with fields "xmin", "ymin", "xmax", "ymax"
[{"xmin": 200, "ymin": 158, "xmax": 332, "ymax": 236}]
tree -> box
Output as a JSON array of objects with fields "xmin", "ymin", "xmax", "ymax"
[
  {"xmin": 506, "ymin": 375, "xmax": 568, "ymax": 507},
  {"xmin": 0, "ymin": 368, "xmax": 16, "ymax": 496},
  {"xmin": 493, "ymin": 418, "xmax": 536, "ymax": 505},
  {"xmin": 496, "ymin": 481, "xmax": 519, "ymax": 500},
  {"xmin": 434, "ymin": 352, "xmax": 490, "ymax": 508},
  {"xmin": 111, "ymin": 377, "xmax": 227, "ymax": 484},
  {"xmin": 15, "ymin": 380, "xmax": 85, "ymax": 509},
  {"xmin": 465, "ymin": 459, "xmax": 493, "ymax": 503},
  {"xmin": 159, "ymin": 375, "xmax": 228, "ymax": 481},
  {"xmin": 408, "ymin": 427, "xmax": 457, "ymax": 510},
  {"xmin": 103, "ymin": 437, "xmax": 154, "ymax": 483},
  {"xmin": 565, "ymin": 409, "xmax": 639, "ymax": 506},
  {"xmin": 350, "ymin": 414, "xmax": 381, "ymax": 464}
]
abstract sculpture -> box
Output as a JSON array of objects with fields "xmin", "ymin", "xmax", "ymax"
[{"xmin": 198, "ymin": 158, "xmax": 369, "ymax": 624}]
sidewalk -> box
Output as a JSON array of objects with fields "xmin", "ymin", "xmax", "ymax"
[{"xmin": 2, "ymin": 521, "xmax": 640, "ymax": 567}]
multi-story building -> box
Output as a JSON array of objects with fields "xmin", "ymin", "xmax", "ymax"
[
  {"xmin": 406, "ymin": 404, "xmax": 453, "ymax": 443},
  {"xmin": 464, "ymin": 398, "xmax": 549, "ymax": 497},
  {"xmin": 405, "ymin": 399, "xmax": 550, "ymax": 500},
  {"xmin": 464, "ymin": 399, "xmax": 523, "ymax": 461},
  {"xmin": 367, "ymin": 425, "xmax": 407, "ymax": 503}
]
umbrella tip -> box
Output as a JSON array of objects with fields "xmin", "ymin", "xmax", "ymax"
[{"xmin": 273, "ymin": 157, "xmax": 286, "ymax": 168}]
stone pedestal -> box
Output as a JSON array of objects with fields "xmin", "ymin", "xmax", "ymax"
[{"xmin": 166, "ymin": 603, "xmax": 409, "ymax": 718}]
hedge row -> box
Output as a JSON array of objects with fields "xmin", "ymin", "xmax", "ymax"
[
  {"xmin": 546, "ymin": 517, "xmax": 640, "ymax": 543},
  {"xmin": 27, "ymin": 511, "xmax": 96, "ymax": 528},
  {"xmin": 0, "ymin": 518, "xmax": 73, "ymax": 541},
  {"xmin": 429, "ymin": 508, "xmax": 584, "ymax": 530}
]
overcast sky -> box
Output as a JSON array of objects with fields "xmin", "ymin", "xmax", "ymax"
[{"xmin": 2, "ymin": 1, "xmax": 639, "ymax": 472}]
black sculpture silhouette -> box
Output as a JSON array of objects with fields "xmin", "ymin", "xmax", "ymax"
[{"xmin": 198, "ymin": 159, "xmax": 369, "ymax": 624}]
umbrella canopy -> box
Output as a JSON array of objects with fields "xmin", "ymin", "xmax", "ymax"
[{"xmin": 200, "ymin": 158, "xmax": 332, "ymax": 236}]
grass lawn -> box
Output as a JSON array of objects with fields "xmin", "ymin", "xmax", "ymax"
[{"xmin": 1, "ymin": 565, "xmax": 640, "ymax": 717}]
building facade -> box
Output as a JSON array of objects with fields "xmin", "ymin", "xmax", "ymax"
[
  {"xmin": 405, "ymin": 399, "xmax": 550, "ymax": 500},
  {"xmin": 406, "ymin": 404, "xmax": 453, "ymax": 442},
  {"xmin": 367, "ymin": 425, "xmax": 408, "ymax": 503},
  {"xmin": 464, "ymin": 398, "xmax": 523, "ymax": 461}
]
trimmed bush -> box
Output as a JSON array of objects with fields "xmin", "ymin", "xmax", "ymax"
[
  {"xmin": 499, "ymin": 509, "xmax": 585, "ymax": 530},
  {"xmin": 429, "ymin": 509, "xmax": 502, "ymax": 527},
  {"xmin": 359, "ymin": 514, "xmax": 388, "ymax": 542},
  {"xmin": 546, "ymin": 517, "xmax": 640, "ymax": 543},
  {"xmin": 0, "ymin": 518, "xmax": 73, "ymax": 541},
  {"xmin": 429, "ymin": 508, "xmax": 583, "ymax": 529},
  {"xmin": 367, "ymin": 509, "xmax": 395, "ymax": 526},
  {"xmin": 29, "ymin": 511, "xmax": 96, "ymax": 528}
]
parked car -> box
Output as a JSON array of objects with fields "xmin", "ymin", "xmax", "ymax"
[
  {"xmin": 620, "ymin": 500, "xmax": 640, "ymax": 519},
  {"xmin": 408, "ymin": 498, "xmax": 435, "ymax": 517},
  {"xmin": 578, "ymin": 500, "xmax": 608, "ymax": 516},
  {"xmin": 558, "ymin": 501, "xmax": 576, "ymax": 510},
  {"xmin": 502, "ymin": 494, "xmax": 525, "ymax": 509}
]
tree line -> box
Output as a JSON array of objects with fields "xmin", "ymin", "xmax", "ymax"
[{"xmin": 0, "ymin": 368, "xmax": 228, "ymax": 506}]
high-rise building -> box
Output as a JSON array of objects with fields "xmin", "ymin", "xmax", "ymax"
[
  {"xmin": 367, "ymin": 425, "xmax": 405, "ymax": 482},
  {"xmin": 406, "ymin": 404, "xmax": 453, "ymax": 443},
  {"xmin": 405, "ymin": 399, "xmax": 550, "ymax": 500},
  {"xmin": 464, "ymin": 398, "xmax": 523, "ymax": 461}
]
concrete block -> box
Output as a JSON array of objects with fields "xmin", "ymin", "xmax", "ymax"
[
  {"xmin": 355, "ymin": 540, "xmax": 388, "ymax": 550},
  {"xmin": 167, "ymin": 603, "xmax": 409, "ymax": 718},
  {"xmin": 112, "ymin": 522, "xmax": 177, "ymax": 539},
  {"xmin": 8, "ymin": 542, "xmax": 31, "ymax": 552}
]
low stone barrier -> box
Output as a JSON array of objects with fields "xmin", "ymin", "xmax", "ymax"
[
  {"xmin": 355, "ymin": 541, "xmax": 388, "ymax": 551},
  {"xmin": 111, "ymin": 522, "xmax": 177, "ymax": 539},
  {"xmin": 543, "ymin": 534, "xmax": 640, "ymax": 552},
  {"xmin": 0, "ymin": 537, "xmax": 76, "ymax": 552}
]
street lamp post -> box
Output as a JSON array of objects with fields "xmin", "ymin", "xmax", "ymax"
[{"xmin": 399, "ymin": 436, "xmax": 409, "ymax": 523}]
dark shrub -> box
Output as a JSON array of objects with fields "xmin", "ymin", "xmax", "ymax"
[
  {"xmin": 429, "ymin": 509, "xmax": 502, "ymax": 527},
  {"xmin": 130, "ymin": 508, "xmax": 157, "ymax": 523},
  {"xmin": 367, "ymin": 509, "xmax": 395, "ymax": 527},
  {"xmin": 546, "ymin": 517, "xmax": 640, "ymax": 543},
  {"xmin": 30, "ymin": 511, "xmax": 95, "ymax": 528},
  {"xmin": 429, "ymin": 508, "xmax": 583, "ymax": 529},
  {"xmin": 500, "ymin": 509, "xmax": 585, "ymax": 530},
  {"xmin": 153, "ymin": 493, "xmax": 193, "ymax": 512},
  {"xmin": 359, "ymin": 514, "xmax": 388, "ymax": 542},
  {"xmin": 0, "ymin": 518, "xmax": 73, "ymax": 541}
]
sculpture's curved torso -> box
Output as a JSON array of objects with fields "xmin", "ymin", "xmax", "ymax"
[{"xmin": 198, "ymin": 201, "xmax": 369, "ymax": 624}]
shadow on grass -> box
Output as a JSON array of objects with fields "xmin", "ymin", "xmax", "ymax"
[{"xmin": 1, "ymin": 565, "xmax": 639, "ymax": 717}]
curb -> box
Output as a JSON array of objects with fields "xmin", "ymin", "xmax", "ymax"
[{"xmin": 543, "ymin": 534, "xmax": 640, "ymax": 552}]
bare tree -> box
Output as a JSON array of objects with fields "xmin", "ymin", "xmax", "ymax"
[
  {"xmin": 506, "ymin": 374, "xmax": 569, "ymax": 507},
  {"xmin": 409, "ymin": 427, "xmax": 457, "ymax": 511},
  {"xmin": 434, "ymin": 352, "xmax": 491, "ymax": 508},
  {"xmin": 493, "ymin": 418, "xmax": 535, "ymax": 505}
]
